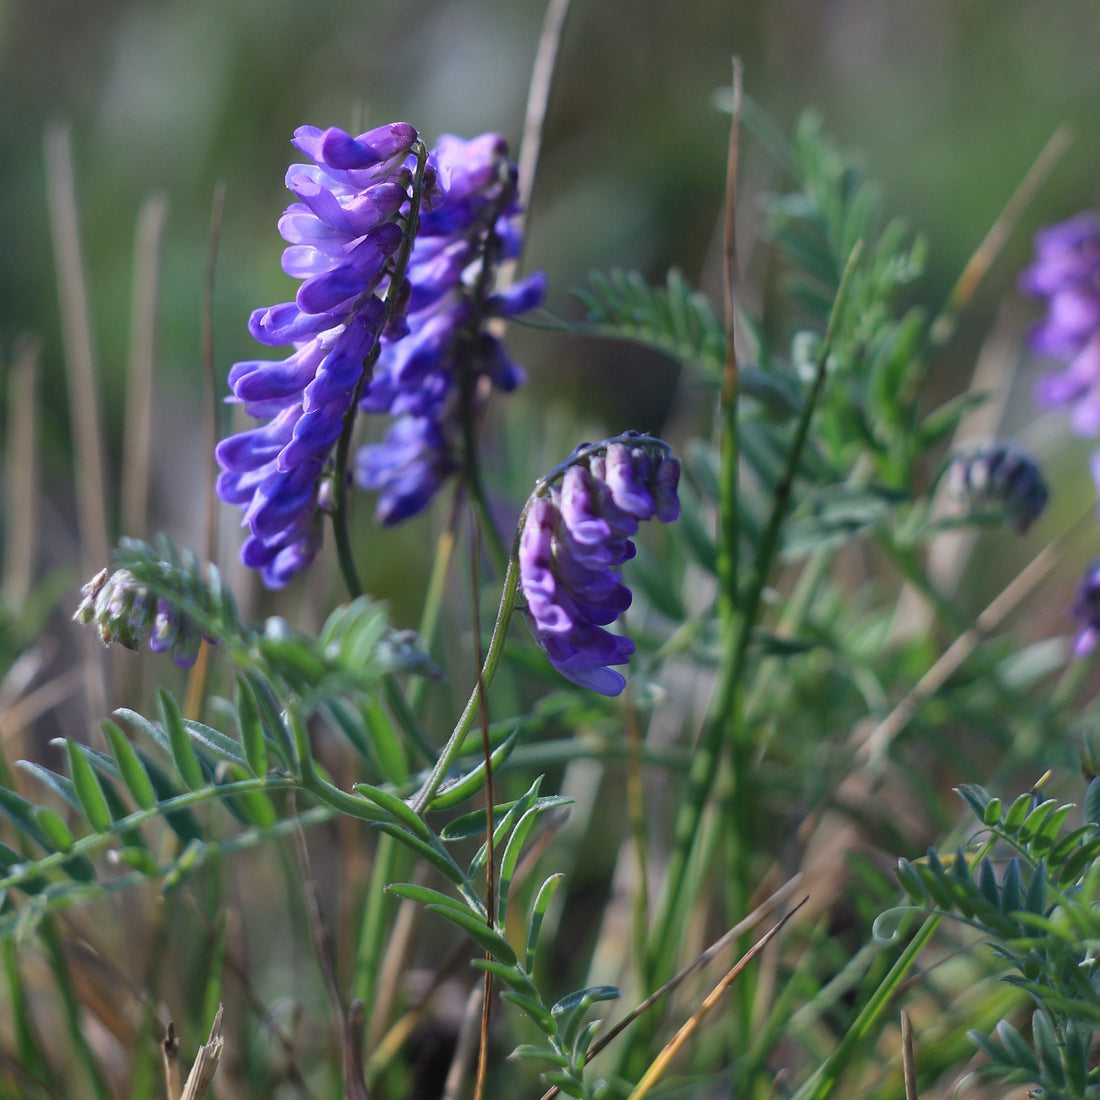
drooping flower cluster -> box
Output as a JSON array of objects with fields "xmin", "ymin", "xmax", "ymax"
[
  {"xmin": 74, "ymin": 568, "xmax": 208, "ymax": 669},
  {"xmin": 518, "ymin": 435, "xmax": 681, "ymax": 696},
  {"xmin": 216, "ymin": 122, "xmax": 430, "ymax": 587},
  {"xmin": 356, "ymin": 132, "xmax": 546, "ymax": 524},
  {"xmin": 1021, "ymin": 212, "xmax": 1100, "ymax": 435},
  {"xmin": 945, "ymin": 441, "xmax": 1049, "ymax": 534}
]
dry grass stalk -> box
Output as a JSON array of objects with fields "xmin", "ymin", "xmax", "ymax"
[
  {"xmin": 121, "ymin": 193, "xmax": 169, "ymax": 540},
  {"xmin": 901, "ymin": 1009, "xmax": 918, "ymax": 1100},
  {"xmin": 179, "ymin": 1005, "xmax": 225, "ymax": 1100},
  {"xmin": 3, "ymin": 334, "xmax": 42, "ymax": 610},
  {"xmin": 44, "ymin": 121, "xmax": 109, "ymax": 722},
  {"xmin": 624, "ymin": 903, "xmax": 803, "ymax": 1100},
  {"xmin": 162, "ymin": 1021, "xmax": 182, "ymax": 1100}
]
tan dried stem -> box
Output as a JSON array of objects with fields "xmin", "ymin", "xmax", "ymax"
[
  {"xmin": 179, "ymin": 1005, "xmax": 225, "ymax": 1100},
  {"xmin": 45, "ymin": 122, "xmax": 109, "ymax": 721},
  {"xmin": 162, "ymin": 1020, "xmax": 182, "ymax": 1100},
  {"xmin": 538, "ymin": 876, "xmax": 804, "ymax": 1100},
  {"xmin": 121, "ymin": 194, "xmax": 168, "ymax": 539},
  {"xmin": 722, "ymin": 56, "xmax": 743, "ymax": 405},
  {"xmin": 858, "ymin": 497, "xmax": 1097, "ymax": 767},
  {"xmin": 469, "ymin": 514, "xmax": 495, "ymax": 1100},
  {"xmin": 184, "ymin": 182, "xmax": 227, "ymax": 722},
  {"xmin": 625, "ymin": 902, "xmax": 804, "ymax": 1100},
  {"xmin": 929, "ymin": 124, "xmax": 1073, "ymax": 349},
  {"xmin": 901, "ymin": 1010, "xmax": 918, "ymax": 1100},
  {"xmin": 442, "ymin": 985, "xmax": 483, "ymax": 1100},
  {"xmin": 3, "ymin": 335, "xmax": 41, "ymax": 610}
]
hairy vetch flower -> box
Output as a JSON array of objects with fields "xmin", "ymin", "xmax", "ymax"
[
  {"xmin": 1021, "ymin": 212, "xmax": 1100, "ymax": 434},
  {"xmin": 356, "ymin": 132, "xmax": 546, "ymax": 525},
  {"xmin": 74, "ymin": 568, "xmax": 207, "ymax": 669},
  {"xmin": 518, "ymin": 434, "xmax": 681, "ymax": 696},
  {"xmin": 1072, "ymin": 559, "xmax": 1100, "ymax": 658},
  {"xmin": 945, "ymin": 441, "xmax": 1049, "ymax": 534},
  {"xmin": 216, "ymin": 122, "xmax": 428, "ymax": 586}
]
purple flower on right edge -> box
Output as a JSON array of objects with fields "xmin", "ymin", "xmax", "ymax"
[
  {"xmin": 518, "ymin": 435, "xmax": 680, "ymax": 696},
  {"xmin": 1021, "ymin": 211, "xmax": 1100, "ymax": 434},
  {"xmin": 1072, "ymin": 559, "xmax": 1100, "ymax": 658}
]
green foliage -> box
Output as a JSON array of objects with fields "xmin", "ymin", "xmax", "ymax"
[{"xmin": 884, "ymin": 781, "xmax": 1100, "ymax": 1098}]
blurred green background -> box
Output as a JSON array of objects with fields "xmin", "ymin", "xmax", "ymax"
[{"xmin": 2, "ymin": 0, "xmax": 1099, "ymax": 628}]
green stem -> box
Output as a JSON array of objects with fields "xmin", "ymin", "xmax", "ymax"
[
  {"xmin": 792, "ymin": 914, "xmax": 941, "ymax": 1100},
  {"xmin": 646, "ymin": 242, "xmax": 864, "ymax": 981},
  {"xmin": 351, "ymin": 831, "xmax": 400, "ymax": 1003},
  {"xmin": 331, "ymin": 141, "xmax": 430, "ymax": 599},
  {"xmin": 411, "ymin": 556, "xmax": 520, "ymax": 813}
]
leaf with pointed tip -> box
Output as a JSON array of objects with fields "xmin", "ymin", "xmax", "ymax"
[
  {"xmin": 65, "ymin": 742, "xmax": 112, "ymax": 834},
  {"xmin": 527, "ymin": 874, "xmax": 564, "ymax": 974},
  {"xmin": 428, "ymin": 732, "xmax": 520, "ymax": 812},
  {"xmin": 372, "ymin": 824, "xmax": 466, "ymax": 888},
  {"xmin": 101, "ymin": 721, "xmax": 156, "ymax": 810},
  {"xmin": 158, "ymin": 690, "xmax": 204, "ymax": 792},
  {"xmin": 425, "ymin": 903, "xmax": 517, "ymax": 967}
]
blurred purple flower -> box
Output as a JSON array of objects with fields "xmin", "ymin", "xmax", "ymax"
[
  {"xmin": 518, "ymin": 435, "xmax": 681, "ymax": 696},
  {"xmin": 355, "ymin": 132, "xmax": 546, "ymax": 524},
  {"xmin": 1021, "ymin": 212, "xmax": 1100, "ymax": 435},
  {"xmin": 945, "ymin": 441, "xmax": 1048, "ymax": 534},
  {"xmin": 1072, "ymin": 559, "xmax": 1100, "ymax": 658},
  {"xmin": 216, "ymin": 122, "xmax": 426, "ymax": 587}
]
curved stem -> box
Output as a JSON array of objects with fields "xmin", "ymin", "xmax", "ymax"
[
  {"xmin": 331, "ymin": 142, "xmax": 431, "ymax": 599},
  {"xmin": 411, "ymin": 556, "xmax": 520, "ymax": 813}
]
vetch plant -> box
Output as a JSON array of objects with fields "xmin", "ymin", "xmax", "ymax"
[{"xmin": 3, "ymin": 43, "xmax": 1100, "ymax": 1100}]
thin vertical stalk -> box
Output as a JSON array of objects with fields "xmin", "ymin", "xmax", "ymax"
[
  {"xmin": 3, "ymin": 335, "xmax": 41, "ymax": 610},
  {"xmin": 470, "ymin": 515, "xmax": 495, "ymax": 1100},
  {"xmin": 646, "ymin": 243, "xmax": 862, "ymax": 982},
  {"xmin": 497, "ymin": 0, "xmax": 572, "ymax": 292},
  {"xmin": 45, "ymin": 122, "xmax": 109, "ymax": 722},
  {"xmin": 411, "ymin": 556, "xmax": 519, "ymax": 813},
  {"xmin": 121, "ymin": 193, "xmax": 168, "ymax": 539},
  {"xmin": 185, "ymin": 183, "xmax": 226, "ymax": 721},
  {"xmin": 200, "ymin": 183, "xmax": 226, "ymax": 569}
]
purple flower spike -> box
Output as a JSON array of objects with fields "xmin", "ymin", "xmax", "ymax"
[
  {"xmin": 355, "ymin": 132, "xmax": 545, "ymax": 524},
  {"xmin": 1021, "ymin": 211, "xmax": 1100, "ymax": 434},
  {"xmin": 518, "ymin": 435, "xmax": 681, "ymax": 696},
  {"xmin": 217, "ymin": 121, "xmax": 424, "ymax": 586},
  {"xmin": 1072, "ymin": 559, "xmax": 1100, "ymax": 658}
]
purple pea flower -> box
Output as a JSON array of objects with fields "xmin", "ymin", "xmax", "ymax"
[
  {"xmin": 518, "ymin": 435, "xmax": 681, "ymax": 696},
  {"xmin": 945, "ymin": 441, "xmax": 1049, "ymax": 534},
  {"xmin": 1021, "ymin": 212, "xmax": 1100, "ymax": 435},
  {"xmin": 354, "ymin": 132, "xmax": 546, "ymax": 524},
  {"xmin": 216, "ymin": 122, "xmax": 428, "ymax": 587},
  {"xmin": 1072, "ymin": 559, "xmax": 1100, "ymax": 658}
]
